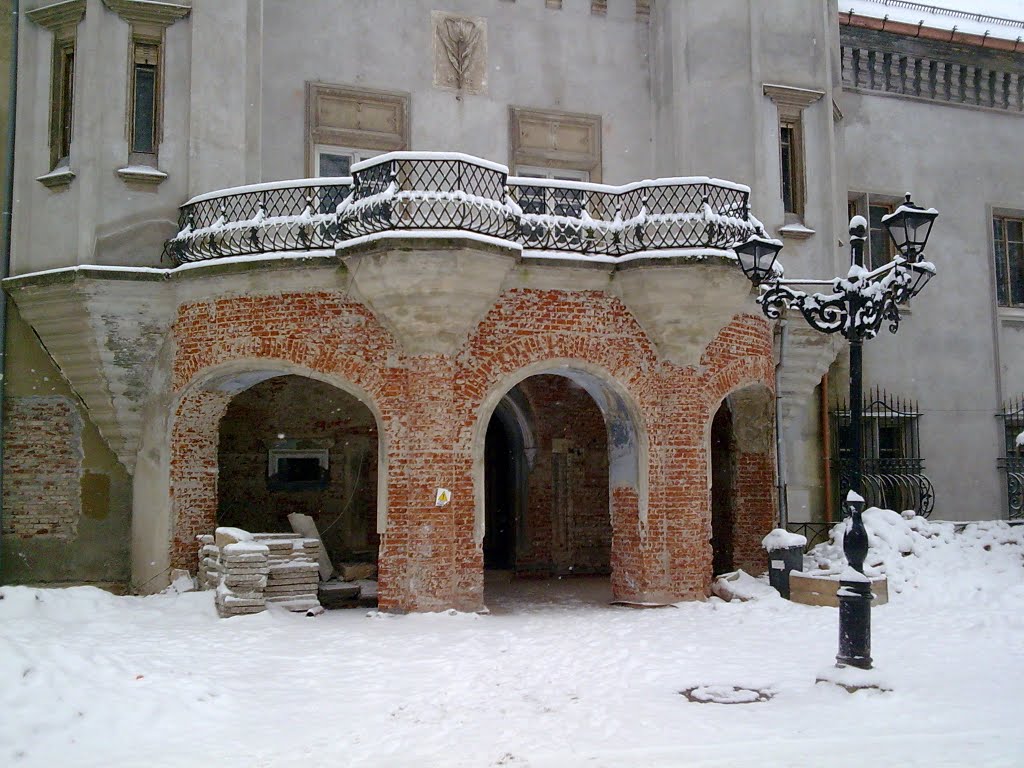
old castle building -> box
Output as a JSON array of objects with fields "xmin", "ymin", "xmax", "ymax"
[{"xmin": 1, "ymin": 0, "xmax": 1021, "ymax": 610}]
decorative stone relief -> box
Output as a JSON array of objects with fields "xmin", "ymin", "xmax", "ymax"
[{"xmin": 432, "ymin": 11, "xmax": 487, "ymax": 95}]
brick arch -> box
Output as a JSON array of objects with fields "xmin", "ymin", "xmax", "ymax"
[
  {"xmin": 168, "ymin": 359, "xmax": 392, "ymax": 572},
  {"xmin": 467, "ymin": 357, "xmax": 649, "ymax": 601},
  {"xmin": 695, "ymin": 315, "xmax": 777, "ymax": 584},
  {"xmin": 167, "ymin": 292, "xmax": 399, "ymax": 572}
]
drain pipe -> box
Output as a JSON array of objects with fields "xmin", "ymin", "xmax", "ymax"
[
  {"xmin": 0, "ymin": 0, "xmax": 19, "ymax": 576},
  {"xmin": 773, "ymin": 319, "xmax": 789, "ymax": 529}
]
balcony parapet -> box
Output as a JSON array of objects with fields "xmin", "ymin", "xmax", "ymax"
[{"xmin": 164, "ymin": 152, "xmax": 764, "ymax": 266}]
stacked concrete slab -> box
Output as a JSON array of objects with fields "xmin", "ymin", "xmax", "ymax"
[
  {"xmin": 216, "ymin": 541, "xmax": 270, "ymax": 617},
  {"xmin": 252, "ymin": 533, "xmax": 321, "ymax": 612},
  {"xmin": 196, "ymin": 527, "xmax": 322, "ymax": 618},
  {"xmin": 196, "ymin": 534, "xmax": 220, "ymax": 591}
]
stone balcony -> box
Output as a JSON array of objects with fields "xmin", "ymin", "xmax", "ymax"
[{"xmin": 5, "ymin": 152, "xmax": 772, "ymax": 477}]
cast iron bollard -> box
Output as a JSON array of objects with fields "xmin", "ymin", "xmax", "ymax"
[{"xmin": 836, "ymin": 492, "xmax": 873, "ymax": 669}]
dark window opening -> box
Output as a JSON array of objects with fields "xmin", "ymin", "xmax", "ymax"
[
  {"xmin": 830, "ymin": 389, "xmax": 933, "ymax": 517},
  {"xmin": 130, "ymin": 41, "xmax": 160, "ymax": 160},
  {"xmin": 993, "ymin": 215, "xmax": 1024, "ymax": 307},
  {"xmin": 780, "ymin": 124, "xmax": 795, "ymax": 215},
  {"xmin": 51, "ymin": 42, "xmax": 75, "ymax": 167},
  {"xmin": 868, "ymin": 203, "xmax": 895, "ymax": 270},
  {"xmin": 277, "ymin": 457, "xmax": 322, "ymax": 483}
]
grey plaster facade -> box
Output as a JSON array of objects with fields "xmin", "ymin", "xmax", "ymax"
[{"xmin": 2, "ymin": 0, "xmax": 1022, "ymax": 590}]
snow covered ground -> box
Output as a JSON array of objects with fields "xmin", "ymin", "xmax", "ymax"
[{"xmin": 3, "ymin": 510, "xmax": 1024, "ymax": 768}]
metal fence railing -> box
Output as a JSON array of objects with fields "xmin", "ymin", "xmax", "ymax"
[
  {"xmin": 164, "ymin": 152, "xmax": 762, "ymax": 266},
  {"xmin": 999, "ymin": 395, "xmax": 1024, "ymax": 520},
  {"xmin": 831, "ymin": 388, "xmax": 935, "ymax": 518}
]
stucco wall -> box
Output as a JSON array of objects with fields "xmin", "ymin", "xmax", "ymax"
[
  {"xmin": 842, "ymin": 87, "xmax": 1024, "ymax": 519},
  {"xmin": 257, "ymin": 0, "xmax": 653, "ymax": 184}
]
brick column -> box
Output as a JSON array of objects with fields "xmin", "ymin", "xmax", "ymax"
[{"xmin": 377, "ymin": 356, "xmax": 482, "ymax": 612}]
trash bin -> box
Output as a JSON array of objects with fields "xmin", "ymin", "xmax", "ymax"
[{"xmin": 762, "ymin": 529, "xmax": 807, "ymax": 600}]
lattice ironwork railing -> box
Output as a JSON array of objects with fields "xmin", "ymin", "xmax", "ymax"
[
  {"xmin": 507, "ymin": 177, "xmax": 753, "ymax": 256},
  {"xmin": 162, "ymin": 179, "xmax": 352, "ymax": 263},
  {"xmin": 830, "ymin": 388, "xmax": 935, "ymax": 517},
  {"xmin": 164, "ymin": 152, "xmax": 760, "ymax": 265},
  {"xmin": 998, "ymin": 395, "xmax": 1024, "ymax": 520}
]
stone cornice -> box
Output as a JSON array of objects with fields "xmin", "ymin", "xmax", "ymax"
[
  {"xmin": 102, "ymin": 0, "xmax": 191, "ymax": 27},
  {"xmin": 762, "ymin": 84, "xmax": 826, "ymax": 111},
  {"xmin": 26, "ymin": 0, "xmax": 86, "ymax": 33}
]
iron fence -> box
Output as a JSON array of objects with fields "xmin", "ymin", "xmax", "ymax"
[
  {"xmin": 830, "ymin": 388, "xmax": 935, "ymax": 517},
  {"xmin": 998, "ymin": 395, "xmax": 1024, "ymax": 520},
  {"xmin": 163, "ymin": 153, "xmax": 760, "ymax": 265},
  {"xmin": 785, "ymin": 522, "xmax": 833, "ymax": 551},
  {"xmin": 162, "ymin": 179, "xmax": 352, "ymax": 263},
  {"xmin": 506, "ymin": 177, "xmax": 753, "ymax": 256}
]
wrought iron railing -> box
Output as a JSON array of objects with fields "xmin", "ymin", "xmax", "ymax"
[
  {"xmin": 506, "ymin": 177, "xmax": 753, "ymax": 256},
  {"xmin": 164, "ymin": 152, "xmax": 761, "ymax": 265},
  {"xmin": 163, "ymin": 178, "xmax": 352, "ymax": 263},
  {"xmin": 785, "ymin": 522, "xmax": 833, "ymax": 551},
  {"xmin": 830, "ymin": 388, "xmax": 935, "ymax": 517},
  {"xmin": 998, "ymin": 395, "xmax": 1024, "ymax": 520}
]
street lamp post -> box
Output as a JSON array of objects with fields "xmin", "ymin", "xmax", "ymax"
[{"xmin": 735, "ymin": 195, "xmax": 938, "ymax": 669}]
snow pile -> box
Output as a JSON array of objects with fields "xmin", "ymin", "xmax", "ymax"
[{"xmin": 804, "ymin": 508, "xmax": 1024, "ymax": 603}]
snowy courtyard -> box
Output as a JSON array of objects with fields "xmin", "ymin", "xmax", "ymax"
[{"xmin": 3, "ymin": 510, "xmax": 1024, "ymax": 768}]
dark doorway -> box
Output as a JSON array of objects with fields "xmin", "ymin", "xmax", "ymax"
[
  {"xmin": 711, "ymin": 401, "xmax": 735, "ymax": 576},
  {"xmin": 484, "ymin": 415, "xmax": 516, "ymax": 569}
]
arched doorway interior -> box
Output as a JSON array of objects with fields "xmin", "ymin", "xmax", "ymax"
[
  {"xmin": 482, "ymin": 369, "xmax": 642, "ymax": 605},
  {"xmin": 217, "ymin": 374, "xmax": 379, "ymax": 576},
  {"xmin": 709, "ymin": 384, "xmax": 777, "ymax": 577}
]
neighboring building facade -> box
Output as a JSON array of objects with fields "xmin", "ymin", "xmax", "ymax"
[{"xmin": 0, "ymin": 0, "xmax": 1020, "ymax": 608}]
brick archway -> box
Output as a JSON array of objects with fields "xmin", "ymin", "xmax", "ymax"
[
  {"xmin": 168, "ymin": 293, "xmax": 397, "ymax": 577},
  {"xmin": 164, "ymin": 288, "xmax": 774, "ymax": 610},
  {"xmin": 471, "ymin": 360, "xmax": 648, "ymax": 602},
  {"xmin": 168, "ymin": 361, "xmax": 390, "ymax": 573},
  {"xmin": 456, "ymin": 289, "xmax": 775, "ymax": 604}
]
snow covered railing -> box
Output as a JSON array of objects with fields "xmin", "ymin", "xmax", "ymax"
[
  {"xmin": 507, "ymin": 176, "xmax": 754, "ymax": 256},
  {"xmin": 163, "ymin": 177, "xmax": 352, "ymax": 263},
  {"xmin": 164, "ymin": 152, "xmax": 763, "ymax": 265}
]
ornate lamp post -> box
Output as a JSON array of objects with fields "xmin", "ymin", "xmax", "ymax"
[{"xmin": 735, "ymin": 195, "xmax": 938, "ymax": 669}]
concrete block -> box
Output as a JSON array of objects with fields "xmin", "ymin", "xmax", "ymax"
[{"xmin": 789, "ymin": 572, "xmax": 889, "ymax": 607}]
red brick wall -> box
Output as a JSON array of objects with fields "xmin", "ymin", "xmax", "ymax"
[
  {"xmin": 2, "ymin": 397, "xmax": 82, "ymax": 539},
  {"xmin": 169, "ymin": 288, "xmax": 775, "ymax": 610},
  {"xmin": 512, "ymin": 374, "xmax": 611, "ymax": 575}
]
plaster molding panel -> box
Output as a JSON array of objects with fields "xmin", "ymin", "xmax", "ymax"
[{"xmin": 432, "ymin": 10, "xmax": 488, "ymax": 95}]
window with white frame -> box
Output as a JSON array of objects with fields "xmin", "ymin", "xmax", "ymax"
[
  {"xmin": 849, "ymin": 193, "xmax": 900, "ymax": 270},
  {"xmin": 313, "ymin": 145, "xmax": 379, "ymax": 178}
]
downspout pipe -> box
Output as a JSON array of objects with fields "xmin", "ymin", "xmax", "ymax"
[
  {"xmin": 774, "ymin": 319, "xmax": 789, "ymax": 529},
  {"xmin": 0, "ymin": 0, "xmax": 19, "ymax": 577}
]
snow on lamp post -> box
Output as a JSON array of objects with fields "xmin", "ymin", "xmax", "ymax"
[{"xmin": 734, "ymin": 195, "xmax": 938, "ymax": 669}]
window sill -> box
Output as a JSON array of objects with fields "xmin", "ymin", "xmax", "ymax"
[
  {"xmin": 36, "ymin": 167, "xmax": 76, "ymax": 190},
  {"xmin": 778, "ymin": 221, "xmax": 815, "ymax": 240},
  {"xmin": 998, "ymin": 306, "xmax": 1024, "ymax": 324},
  {"xmin": 116, "ymin": 165, "xmax": 168, "ymax": 187}
]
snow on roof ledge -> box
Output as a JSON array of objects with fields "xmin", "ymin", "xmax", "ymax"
[{"xmin": 843, "ymin": 0, "xmax": 1024, "ymax": 44}]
